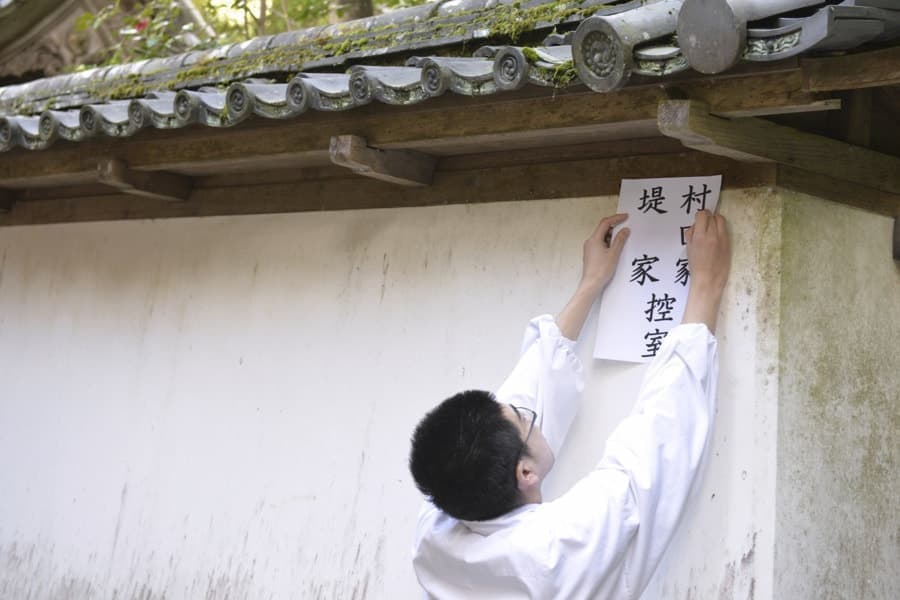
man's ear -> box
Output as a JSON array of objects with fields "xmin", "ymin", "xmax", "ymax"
[{"xmin": 515, "ymin": 457, "xmax": 540, "ymax": 493}]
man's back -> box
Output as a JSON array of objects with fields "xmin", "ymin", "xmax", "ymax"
[
  {"xmin": 413, "ymin": 322, "xmax": 720, "ymax": 599},
  {"xmin": 415, "ymin": 503, "xmax": 554, "ymax": 598}
]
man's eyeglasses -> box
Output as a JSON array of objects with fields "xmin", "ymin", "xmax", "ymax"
[{"xmin": 510, "ymin": 405, "xmax": 537, "ymax": 456}]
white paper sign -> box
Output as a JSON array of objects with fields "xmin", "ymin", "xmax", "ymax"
[{"xmin": 593, "ymin": 175, "xmax": 722, "ymax": 363}]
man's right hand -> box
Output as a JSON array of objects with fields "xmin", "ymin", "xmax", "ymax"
[{"xmin": 682, "ymin": 210, "xmax": 730, "ymax": 332}]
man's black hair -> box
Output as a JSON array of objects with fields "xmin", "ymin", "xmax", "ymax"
[{"xmin": 409, "ymin": 390, "xmax": 525, "ymax": 521}]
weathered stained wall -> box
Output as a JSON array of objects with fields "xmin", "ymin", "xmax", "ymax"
[
  {"xmin": 0, "ymin": 191, "xmax": 779, "ymax": 599},
  {"xmin": 776, "ymin": 193, "xmax": 900, "ymax": 599}
]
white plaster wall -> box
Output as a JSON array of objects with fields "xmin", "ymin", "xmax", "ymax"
[
  {"xmin": 776, "ymin": 194, "xmax": 900, "ymax": 599},
  {"xmin": 0, "ymin": 192, "xmax": 778, "ymax": 599}
]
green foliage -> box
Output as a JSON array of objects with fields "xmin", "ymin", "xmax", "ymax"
[
  {"xmin": 77, "ymin": 0, "xmax": 215, "ymax": 65},
  {"xmin": 201, "ymin": 0, "xmax": 331, "ymax": 40},
  {"xmin": 198, "ymin": 0, "xmax": 433, "ymax": 44},
  {"xmin": 79, "ymin": 0, "xmax": 436, "ymax": 67}
]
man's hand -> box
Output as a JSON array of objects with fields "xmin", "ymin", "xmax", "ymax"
[
  {"xmin": 557, "ymin": 214, "xmax": 630, "ymax": 340},
  {"xmin": 682, "ymin": 210, "xmax": 730, "ymax": 332},
  {"xmin": 580, "ymin": 213, "xmax": 630, "ymax": 294}
]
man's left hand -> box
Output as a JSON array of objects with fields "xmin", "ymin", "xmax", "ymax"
[{"xmin": 580, "ymin": 213, "xmax": 630, "ymax": 293}]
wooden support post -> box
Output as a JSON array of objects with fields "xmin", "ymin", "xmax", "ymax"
[
  {"xmin": 828, "ymin": 89, "xmax": 872, "ymax": 148},
  {"xmin": 894, "ymin": 218, "xmax": 899, "ymax": 261},
  {"xmin": 843, "ymin": 89, "xmax": 872, "ymax": 148},
  {"xmin": 97, "ymin": 158, "xmax": 192, "ymax": 202},
  {"xmin": 658, "ymin": 100, "xmax": 900, "ymax": 198},
  {"xmin": 329, "ymin": 135, "xmax": 436, "ymax": 187},
  {"xmin": 0, "ymin": 188, "xmax": 15, "ymax": 213}
]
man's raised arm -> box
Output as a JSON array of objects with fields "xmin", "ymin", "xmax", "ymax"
[
  {"xmin": 538, "ymin": 209, "xmax": 730, "ymax": 599},
  {"xmin": 494, "ymin": 213, "xmax": 630, "ymax": 456},
  {"xmin": 556, "ymin": 213, "xmax": 630, "ymax": 340},
  {"xmin": 682, "ymin": 209, "xmax": 730, "ymax": 332}
]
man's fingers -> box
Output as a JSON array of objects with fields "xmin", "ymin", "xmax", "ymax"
[
  {"xmin": 693, "ymin": 209, "xmax": 710, "ymax": 233},
  {"xmin": 594, "ymin": 213, "xmax": 628, "ymax": 237},
  {"xmin": 610, "ymin": 227, "xmax": 630, "ymax": 253},
  {"xmin": 593, "ymin": 213, "xmax": 628, "ymax": 242},
  {"xmin": 715, "ymin": 214, "xmax": 728, "ymax": 242}
]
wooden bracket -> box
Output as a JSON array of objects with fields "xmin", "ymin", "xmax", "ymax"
[
  {"xmin": 658, "ymin": 100, "xmax": 900, "ymax": 199},
  {"xmin": 329, "ymin": 135, "xmax": 436, "ymax": 187},
  {"xmin": 97, "ymin": 158, "xmax": 192, "ymax": 202}
]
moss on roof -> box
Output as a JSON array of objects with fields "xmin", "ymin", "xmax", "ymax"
[{"xmin": 2, "ymin": 0, "xmax": 606, "ymax": 115}]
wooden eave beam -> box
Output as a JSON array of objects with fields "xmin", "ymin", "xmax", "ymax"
[
  {"xmin": 329, "ymin": 135, "xmax": 436, "ymax": 186},
  {"xmin": 658, "ymin": 99, "xmax": 900, "ymax": 216},
  {"xmin": 803, "ymin": 46, "xmax": 900, "ymax": 93},
  {"xmin": 0, "ymin": 70, "xmax": 836, "ymax": 188},
  {"xmin": 96, "ymin": 158, "xmax": 192, "ymax": 202},
  {"xmin": 0, "ymin": 88, "xmax": 662, "ymax": 186},
  {"xmin": 776, "ymin": 166, "xmax": 900, "ymax": 218},
  {"xmin": 0, "ymin": 151, "xmax": 775, "ymax": 226}
]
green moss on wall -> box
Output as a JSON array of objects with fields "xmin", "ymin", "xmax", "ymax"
[{"xmin": 775, "ymin": 190, "xmax": 899, "ymax": 600}]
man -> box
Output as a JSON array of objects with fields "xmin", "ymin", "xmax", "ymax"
[{"xmin": 409, "ymin": 209, "xmax": 730, "ymax": 599}]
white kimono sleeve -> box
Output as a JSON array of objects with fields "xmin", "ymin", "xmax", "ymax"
[
  {"xmin": 493, "ymin": 314, "xmax": 585, "ymax": 458},
  {"xmin": 605, "ymin": 322, "xmax": 718, "ymax": 595},
  {"xmin": 539, "ymin": 322, "xmax": 718, "ymax": 599}
]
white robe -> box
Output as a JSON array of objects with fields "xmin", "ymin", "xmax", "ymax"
[{"xmin": 412, "ymin": 315, "xmax": 718, "ymax": 599}]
